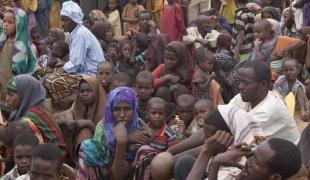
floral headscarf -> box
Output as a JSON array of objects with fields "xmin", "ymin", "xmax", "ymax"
[
  {"xmin": 104, "ymin": 87, "xmax": 140, "ymax": 152},
  {"xmin": 0, "ymin": 8, "xmax": 36, "ymax": 75}
]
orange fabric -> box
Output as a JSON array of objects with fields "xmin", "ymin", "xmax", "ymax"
[
  {"xmin": 152, "ymin": 64, "xmax": 165, "ymax": 87},
  {"xmin": 209, "ymin": 80, "xmax": 224, "ymax": 106},
  {"xmin": 274, "ymin": 36, "xmax": 300, "ymax": 58},
  {"xmin": 272, "ymin": 71, "xmax": 280, "ymax": 81},
  {"xmin": 72, "ymin": 77, "xmax": 107, "ymax": 124}
]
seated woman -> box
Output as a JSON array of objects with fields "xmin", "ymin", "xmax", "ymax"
[
  {"xmin": 5, "ymin": 74, "xmax": 66, "ymax": 154},
  {"xmin": 152, "ymin": 41, "xmax": 193, "ymax": 101},
  {"xmin": 150, "ymin": 105, "xmax": 265, "ymax": 180},
  {"xmin": 54, "ymin": 76, "xmax": 107, "ymax": 162},
  {"xmin": 76, "ymin": 87, "xmax": 147, "ymax": 180}
]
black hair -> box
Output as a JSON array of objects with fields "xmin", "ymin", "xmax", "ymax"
[
  {"xmin": 111, "ymin": 72, "xmax": 133, "ymax": 87},
  {"xmin": 107, "ymin": 42, "xmax": 120, "ymax": 51},
  {"xmin": 13, "ymin": 132, "xmax": 39, "ymax": 150},
  {"xmin": 282, "ymin": 58, "xmax": 299, "ymax": 68},
  {"xmin": 267, "ymin": 138, "xmax": 302, "ymax": 179},
  {"xmin": 147, "ymin": 97, "xmax": 167, "ymax": 111},
  {"xmin": 97, "ymin": 61, "xmax": 114, "ymax": 72},
  {"xmin": 138, "ymin": 11, "xmax": 152, "ymax": 19},
  {"xmin": 32, "ymin": 143, "xmax": 63, "ymax": 174},
  {"xmin": 176, "ymin": 94, "xmax": 196, "ymax": 107},
  {"xmin": 195, "ymin": 47, "xmax": 214, "ymax": 64},
  {"xmin": 30, "ymin": 26, "xmax": 43, "ymax": 36},
  {"xmin": 135, "ymin": 32, "xmax": 149, "ymax": 49},
  {"xmin": 53, "ymin": 41, "xmax": 69, "ymax": 58},
  {"xmin": 2, "ymin": 122, "xmax": 32, "ymax": 147},
  {"xmin": 195, "ymin": 99, "xmax": 215, "ymax": 111},
  {"xmin": 204, "ymin": 109, "xmax": 231, "ymax": 133},
  {"xmin": 240, "ymin": 60, "xmax": 271, "ymax": 85},
  {"xmin": 135, "ymin": 71, "xmax": 154, "ymax": 86},
  {"xmin": 236, "ymin": 0, "xmax": 248, "ymax": 4}
]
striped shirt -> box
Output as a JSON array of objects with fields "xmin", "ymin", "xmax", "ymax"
[
  {"xmin": 232, "ymin": 8, "xmax": 255, "ymax": 54},
  {"xmin": 64, "ymin": 24, "xmax": 104, "ymax": 76},
  {"xmin": 149, "ymin": 124, "xmax": 179, "ymax": 151}
]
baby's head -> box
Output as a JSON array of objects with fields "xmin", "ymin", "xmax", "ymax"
[
  {"xmin": 176, "ymin": 94, "xmax": 196, "ymax": 126},
  {"xmin": 51, "ymin": 41, "xmax": 69, "ymax": 59},
  {"xmin": 282, "ymin": 58, "xmax": 299, "ymax": 82},
  {"xmin": 47, "ymin": 28, "xmax": 65, "ymax": 46},
  {"xmin": 195, "ymin": 47, "xmax": 215, "ymax": 73},
  {"xmin": 13, "ymin": 133, "xmax": 39, "ymax": 175},
  {"xmin": 253, "ymin": 19, "xmax": 273, "ymax": 41},
  {"xmin": 135, "ymin": 71, "xmax": 154, "ymax": 102},
  {"xmin": 147, "ymin": 97, "xmax": 167, "ymax": 129}
]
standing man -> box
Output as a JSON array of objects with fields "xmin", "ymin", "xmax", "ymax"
[{"xmin": 60, "ymin": 1, "xmax": 104, "ymax": 76}]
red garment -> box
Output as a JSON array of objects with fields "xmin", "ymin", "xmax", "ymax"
[
  {"xmin": 161, "ymin": 4, "xmax": 187, "ymax": 41},
  {"xmin": 152, "ymin": 64, "xmax": 165, "ymax": 87}
]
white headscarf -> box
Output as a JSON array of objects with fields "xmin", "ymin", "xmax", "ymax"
[{"xmin": 60, "ymin": 1, "xmax": 84, "ymax": 24}]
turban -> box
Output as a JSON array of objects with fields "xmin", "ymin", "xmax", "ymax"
[{"xmin": 60, "ymin": 1, "xmax": 84, "ymax": 24}]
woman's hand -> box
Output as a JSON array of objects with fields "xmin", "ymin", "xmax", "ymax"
[
  {"xmin": 127, "ymin": 128, "xmax": 149, "ymax": 145},
  {"xmin": 113, "ymin": 122, "xmax": 128, "ymax": 144},
  {"xmin": 163, "ymin": 74, "xmax": 180, "ymax": 83}
]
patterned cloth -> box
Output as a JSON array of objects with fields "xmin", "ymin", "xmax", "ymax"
[
  {"xmin": 0, "ymin": 8, "xmax": 36, "ymax": 75},
  {"xmin": 1, "ymin": 165, "xmax": 20, "ymax": 180},
  {"xmin": 273, "ymin": 75, "xmax": 306, "ymax": 98},
  {"xmin": 148, "ymin": 123, "xmax": 179, "ymax": 151},
  {"xmin": 232, "ymin": 8, "xmax": 255, "ymax": 54}
]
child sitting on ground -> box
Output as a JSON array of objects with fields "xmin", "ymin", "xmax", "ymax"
[
  {"xmin": 122, "ymin": 0, "xmax": 145, "ymax": 32},
  {"xmin": 96, "ymin": 61, "xmax": 114, "ymax": 93},
  {"xmin": 274, "ymin": 58, "xmax": 310, "ymax": 121},
  {"xmin": 2, "ymin": 133, "xmax": 39, "ymax": 179},
  {"xmin": 186, "ymin": 99, "xmax": 215, "ymax": 136},
  {"xmin": 193, "ymin": 47, "xmax": 224, "ymax": 105},
  {"xmin": 135, "ymin": 71, "xmax": 154, "ymax": 123},
  {"xmin": 170, "ymin": 94, "xmax": 196, "ymax": 141}
]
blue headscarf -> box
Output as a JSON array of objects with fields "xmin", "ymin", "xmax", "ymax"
[{"xmin": 104, "ymin": 87, "xmax": 140, "ymax": 152}]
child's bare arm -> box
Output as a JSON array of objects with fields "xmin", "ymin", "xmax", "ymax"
[{"xmin": 296, "ymin": 86, "xmax": 309, "ymax": 121}]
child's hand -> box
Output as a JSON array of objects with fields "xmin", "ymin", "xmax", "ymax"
[
  {"xmin": 165, "ymin": 74, "xmax": 180, "ymax": 83},
  {"xmin": 112, "ymin": 122, "xmax": 128, "ymax": 144}
]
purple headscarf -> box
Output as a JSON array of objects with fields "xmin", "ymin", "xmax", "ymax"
[{"xmin": 103, "ymin": 87, "xmax": 140, "ymax": 152}]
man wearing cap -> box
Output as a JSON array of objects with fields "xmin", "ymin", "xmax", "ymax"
[{"xmin": 60, "ymin": 1, "xmax": 104, "ymax": 76}]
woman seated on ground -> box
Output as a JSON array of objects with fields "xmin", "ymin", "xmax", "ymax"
[
  {"xmin": 76, "ymin": 87, "xmax": 148, "ymax": 180},
  {"xmin": 5, "ymin": 74, "xmax": 66, "ymax": 153},
  {"xmin": 54, "ymin": 76, "xmax": 107, "ymax": 163},
  {"xmin": 150, "ymin": 105, "xmax": 266, "ymax": 180}
]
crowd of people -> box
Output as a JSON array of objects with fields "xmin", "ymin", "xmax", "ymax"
[{"xmin": 1, "ymin": 0, "xmax": 310, "ymax": 179}]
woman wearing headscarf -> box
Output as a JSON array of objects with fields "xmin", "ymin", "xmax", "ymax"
[
  {"xmin": 152, "ymin": 105, "xmax": 266, "ymax": 180},
  {"xmin": 76, "ymin": 87, "xmax": 145, "ymax": 180},
  {"xmin": 0, "ymin": 7, "xmax": 36, "ymax": 99},
  {"xmin": 5, "ymin": 75, "xmax": 66, "ymax": 153},
  {"xmin": 54, "ymin": 76, "xmax": 107, "ymax": 163},
  {"xmin": 152, "ymin": 41, "xmax": 193, "ymax": 88}
]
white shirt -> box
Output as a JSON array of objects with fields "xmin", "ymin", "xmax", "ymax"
[
  {"xmin": 183, "ymin": 27, "xmax": 220, "ymax": 48},
  {"xmin": 229, "ymin": 91, "xmax": 300, "ymax": 144},
  {"xmin": 64, "ymin": 24, "xmax": 104, "ymax": 76}
]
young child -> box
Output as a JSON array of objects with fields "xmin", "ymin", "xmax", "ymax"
[
  {"xmin": 47, "ymin": 28, "xmax": 66, "ymax": 47},
  {"xmin": 170, "ymin": 94, "xmax": 196, "ymax": 141},
  {"xmin": 248, "ymin": 19, "xmax": 277, "ymax": 63},
  {"xmin": 135, "ymin": 71, "xmax": 154, "ymax": 123},
  {"xmin": 30, "ymin": 26, "xmax": 44, "ymax": 53},
  {"xmin": 281, "ymin": 8, "xmax": 300, "ymax": 38},
  {"xmin": 119, "ymin": 40, "xmax": 140, "ymax": 79},
  {"xmin": 146, "ymin": 97, "xmax": 179, "ymax": 151},
  {"xmin": 110, "ymin": 72, "xmax": 133, "ymax": 90},
  {"xmin": 107, "ymin": 0, "xmax": 122, "ymax": 38},
  {"xmin": 96, "ymin": 61, "xmax": 114, "ymax": 93},
  {"xmin": 161, "ymin": 0, "xmax": 187, "ymax": 41},
  {"xmin": 2, "ymin": 133, "xmax": 39, "ymax": 179},
  {"xmin": 186, "ymin": 99, "xmax": 214, "ymax": 136},
  {"xmin": 134, "ymin": 32, "xmax": 149, "ymax": 69},
  {"xmin": 105, "ymin": 43, "xmax": 121, "ymax": 71},
  {"xmin": 122, "ymin": 0, "xmax": 145, "ymax": 32},
  {"xmin": 16, "ymin": 143, "xmax": 63, "ymax": 180},
  {"xmin": 274, "ymin": 58, "xmax": 310, "ymax": 121},
  {"xmin": 193, "ymin": 47, "xmax": 224, "ymax": 105}
]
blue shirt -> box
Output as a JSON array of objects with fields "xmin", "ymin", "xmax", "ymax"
[{"xmin": 64, "ymin": 24, "xmax": 104, "ymax": 76}]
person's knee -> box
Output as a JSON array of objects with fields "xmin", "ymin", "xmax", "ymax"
[
  {"xmin": 150, "ymin": 152, "xmax": 175, "ymax": 180},
  {"xmin": 174, "ymin": 155, "xmax": 196, "ymax": 180}
]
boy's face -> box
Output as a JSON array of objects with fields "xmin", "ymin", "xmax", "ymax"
[
  {"xmin": 29, "ymin": 158, "xmax": 60, "ymax": 180},
  {"xmin": 79, "ymin": 81, "xmax": 95, "ymax": 105},
  {"xmin": 177, "ymin": 102, "xmax": 194, "ymax": 125},
  {"xmin": 135, "ymin": 78, "xmax": 154, "ymax": 102},
  {"xmin": 3, "ymin": 12, "xmax": 16, "ymax": 36},
  {"xmin": 199, "ymin": 58, "xmax": 214, "ymax": 73},
  {"xmin": 106, "ymin": 47, "xmax": 119, "ymax": 63},
  {"xmin": 96, "ymin": 64, "xmax": 113, "ymax": 89},
  {"xmin": 14, "ymin": 145, "xmax": 33, "ymax": 175},
  {"xmin": 282, "ymin": 61, "xmax": 298, "ymax": 82},
  {"xmin": 148, "ymin": 102, "xmax": 166, "ymax": 129},
  {"xmin": 262, "ymin": 12, "xmax": 273, "ymax": 20},
  {"xmin": 194, "ymin": 102, "xmax": 209, "ymax": 121},
  {"xmin": 108, "ymin": 0, "xmax": 118, "ymax": 10}
]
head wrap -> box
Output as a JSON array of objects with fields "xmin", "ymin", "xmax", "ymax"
[
  {"xmin": 7, "ymin": 79, "xmax": 17, "ymax": 92},
  {"xmin": 89, "ymin": 10, "xmax": 107, "ymax": 24},
  {"xmin": 8, "ymin": 75, "xmax": 46, "ymax": 121},
  {"xmin": 104, "ymin": 87, "xmax": 140, "ymax": 152},
  {"xmin": 60, "ymin": 1, "xmax": 84, "ymax": 24}
]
